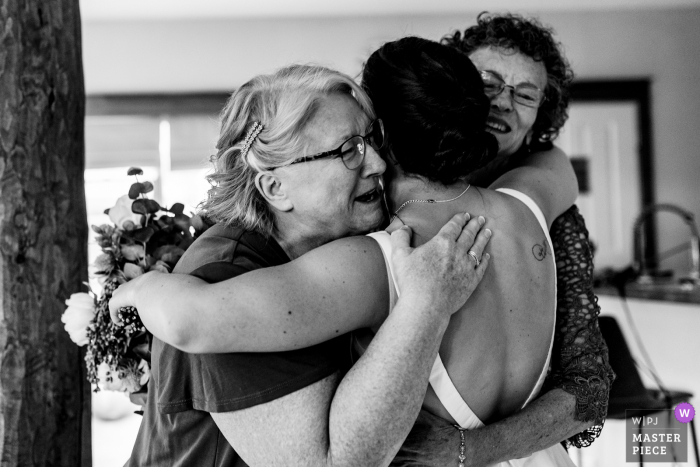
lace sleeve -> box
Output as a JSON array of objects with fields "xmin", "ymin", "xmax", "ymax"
[{"xmin": 545, "ymin": 205, "xmax": 616, "ymax": 448}]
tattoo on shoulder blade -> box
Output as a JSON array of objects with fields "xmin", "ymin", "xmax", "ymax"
[{"xmin": 532, "ymin": 238, "xmax": 548, "ymax": 261}]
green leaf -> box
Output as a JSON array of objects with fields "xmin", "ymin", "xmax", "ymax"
[
  {"xmin": 156, "ymin": 217, "xmax": 173, "ymax": 229},
  {"xmin": 128, "ymin": 182, "xmax": 145, "ymax": 200},
  {"xmin": 131, "ymin": 200, "xmax": 148, "ymax": 215},
  {"xmin": 145, "ymin": 199, "xmax": 161, "ymax": 213},
  {"xmin": 132, "ymin": 199, "xmax": 161, "ymax": 215},
  {"xmin": 141, "ymin": 181, "xmax": 154, "ymax": 194},
  {"xmin": 169, "ymin": 203, "xmax": 185, "ymax": 215},
  {"xmin": 170, "ymin": 214, "xmax": 193, "ymax": 240},
  {"xmin": 132, "ymin": 226, "xmax": 155, "ymax": 243},
  {"xmin": 127, "ymin": 167, "xmax": 144, "ymax": 176}
]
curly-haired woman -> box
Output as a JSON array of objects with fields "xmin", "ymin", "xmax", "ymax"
[{"xmin": 414, "ymin": 11, "xmax": 615, "ymax": 464}]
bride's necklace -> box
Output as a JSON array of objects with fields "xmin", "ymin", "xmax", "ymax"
[{"xmin": 390, "ymin": 184, "xmax": 471, "ymax": 223}]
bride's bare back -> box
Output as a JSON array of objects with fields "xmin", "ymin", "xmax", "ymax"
[{"xmin": 389, "ymin": 187, "xmax": 556, "ymax": 425}]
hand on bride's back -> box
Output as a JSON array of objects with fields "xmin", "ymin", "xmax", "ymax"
[{"xmin": 390, "ymin": 212, "xmax": 491, "ymax": 317}]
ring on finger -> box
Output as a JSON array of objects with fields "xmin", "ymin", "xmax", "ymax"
[{"xmin": 468, "ymin": 250, "xmax": 480, "ymax": 267}]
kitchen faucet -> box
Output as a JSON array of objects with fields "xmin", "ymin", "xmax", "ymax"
[{"xmin": 633, "ymin": 203, "xmax": 700, "ymax": 284}]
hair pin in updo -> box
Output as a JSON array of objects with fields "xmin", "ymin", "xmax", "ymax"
[{"xmin": 240, "ymin": 121, "xmax": 264, "ymax": 162}]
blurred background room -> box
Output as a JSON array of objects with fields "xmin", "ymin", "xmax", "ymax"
[{"xmin": 79, "ymin": 0, "xmax": 700, "ymax": 465}]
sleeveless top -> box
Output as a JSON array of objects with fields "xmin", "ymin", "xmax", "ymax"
[{"xmin": 368, "ymin": 188, "xmax": 575, "ymax": 466}]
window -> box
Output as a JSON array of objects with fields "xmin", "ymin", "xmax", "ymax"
[{"xmin": 86, "ymin": 94, "xmax": 228, "ymax": 467}]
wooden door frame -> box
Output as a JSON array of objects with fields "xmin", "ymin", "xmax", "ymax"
[{"xmin": 570, "ymin": 80, "xmax": 656, "ymax": 266}]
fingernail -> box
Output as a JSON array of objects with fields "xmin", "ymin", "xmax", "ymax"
[
  {"xmin": 485, "ymin": 228, "xmax": 492, "ymax": 237},
  {"xmin": 484, "ymin": 253, "xmax": 491, "ymax": 259},
  {"xmin": 478, "ymin": 216, "xmax": 485, "ymax": 225},
  {"xmin": 465, "ymin": 212, "xmax": 471, "ymax": 221}
]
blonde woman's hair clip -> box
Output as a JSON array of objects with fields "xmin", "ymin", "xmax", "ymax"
[{"xmin": 240, "ymin": 121, "xmax": 264, "ymax": 162}]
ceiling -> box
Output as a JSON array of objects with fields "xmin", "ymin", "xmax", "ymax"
[{"xmin": 80, "ymin": 0, "xmax": 700, "ymax": 21}]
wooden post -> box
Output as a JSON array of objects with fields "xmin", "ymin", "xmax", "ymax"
[{"xmin": 0, "ymin": 0, "xmax": 89, "ymax": 465}]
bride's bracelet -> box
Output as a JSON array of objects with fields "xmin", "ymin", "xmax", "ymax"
[{"xmin": 453, "ymin": 425, "xmax": 467, "ymax": 467}]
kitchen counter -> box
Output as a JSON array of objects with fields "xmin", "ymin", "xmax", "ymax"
[
  {"xmin": 595, "ymin": 281, "xmax": 700, "ymax": 305},
  {"xmin": 574, "ymin": 294, "xmax": 699, "ymax": 466}
]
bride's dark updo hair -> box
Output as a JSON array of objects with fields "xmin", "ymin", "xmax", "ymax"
[{"xmin": 362, "ymin": 36, "xmax": 498, "ymax": 184}]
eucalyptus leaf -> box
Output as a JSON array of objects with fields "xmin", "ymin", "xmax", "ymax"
[
  {"xmin": 132, "ymin": 199, "xmax": 148, "ymax": 215},
  {"xmin": 145, "ymin": 199, "xmax": 161, "ymax": 213},
  {"xmin": 128, "ymin": 182, "xmax": 145, "ymax": 200},
  {"xmin": 132, "ymin": 226, "xmax": 155, "ymax": 243},
  {"xmin": 127, "ymin": 167, "xmax": 144, "ymax": 176},
  {"xmin": 156, "ymin": 217, "xmax": 173, "ymax": 229},
  {"xmin": 169, "ymin": 203, "xmax": 185, "ymax": 215},
  {"xmin": 173, "ymin": 213, "xmax": 191, "ymax": 233},
  {"xmin": 142, "ymin": 181, "xmax": 154, "ymax": 194}
]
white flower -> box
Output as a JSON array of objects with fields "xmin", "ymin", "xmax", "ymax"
[
  {"xmin": 97, "ymin": 362, "xmax": 127, "ymax": 392},
  {"xmin": 97, "ymin": 360, "xmax": 150, "ymax": 393},
  {"xmin": 123, "ymin": 262, "xmax": 144, "ymax": 280},
  {"xmin": 61, "ymin": 292, "xmax": 96, "ymax": 346},
  {"xmin": 108, "ymin": 195, "xmax": 143, "ymax": 230}
]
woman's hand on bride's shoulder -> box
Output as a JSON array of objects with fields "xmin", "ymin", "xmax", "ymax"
[{"xmin": 390, "ymin": 212, "xmax": 491, "ymax": 317}]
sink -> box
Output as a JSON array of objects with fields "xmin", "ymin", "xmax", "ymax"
[
  {"xmin": 622, "ymin": 277, "xmax": 700, "ymax": 303},
  {"xmin": 636, "ymin": 275, "xmax": 698, "ymax": 289}
]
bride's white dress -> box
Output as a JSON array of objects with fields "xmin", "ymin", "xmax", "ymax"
[{"xmin": 368, "ymin": 188, "xmax": 575, "ymax": 467}]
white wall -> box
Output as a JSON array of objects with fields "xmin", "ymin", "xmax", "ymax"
[
  {"xmin": 578, "ymin": 297, "xmax": 700, "ymax": 466},
  {"xmin": 82, "ymin": 7, "xmax": 700, "ymax": 275}
]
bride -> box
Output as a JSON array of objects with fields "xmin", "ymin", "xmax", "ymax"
[{"xmin": 112, "ymin": 37, "xmax": 578, "ymax": 465}]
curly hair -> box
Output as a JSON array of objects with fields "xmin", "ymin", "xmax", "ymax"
[
  {"xmin": 361, "ymin": 37, "xmax": 498, "ymax": 185},
  {"xmin": 442, "ymin": 12, "xmax": 574, "ymax": 145}
]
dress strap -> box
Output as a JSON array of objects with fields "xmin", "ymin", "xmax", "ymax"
[
  {"xmin": 495, "ymin": 188, "xmax": 549, "ymax": 236},
  {"xmin": 367, "ymin": 231, "xmax": 399, "ymax": 304},
  {"xmin": 429, "ymin": 355, "xmax": 484, "ymax": 429},
  {"xmin": 495, "ymin": 187, "xmax": 558, "ymax": 407}
]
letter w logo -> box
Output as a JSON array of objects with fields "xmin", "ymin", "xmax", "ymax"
[
  {"xmin": 632, "ymin": 417, "xmax": 643, "ymax": 425},
  {"xmin": 679, "ymin": 408, "xmax": 691, "ymax": 418}
]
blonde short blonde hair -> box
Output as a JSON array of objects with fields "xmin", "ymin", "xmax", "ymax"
[{"xmin": 202, "ymin": 64, "xmax": 375, "ymax": 237}]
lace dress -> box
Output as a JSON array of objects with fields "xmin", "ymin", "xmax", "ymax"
[{"xmin": 545, "ymin": 205, "xmax": 616, "ymax": 447}]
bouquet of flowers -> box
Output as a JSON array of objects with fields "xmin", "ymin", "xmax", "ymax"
[{"xmin": 61, "ymin": 167, "xmax": 209, "ymax": 400}]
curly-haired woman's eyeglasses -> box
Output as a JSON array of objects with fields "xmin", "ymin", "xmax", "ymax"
[
  {"xmin": 289, "ymin": 119, "xmax": 385, "ymax": 170},
  {"xmin": 480, "ymin": 70, "xmax": 546, "ymax": 108}
]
